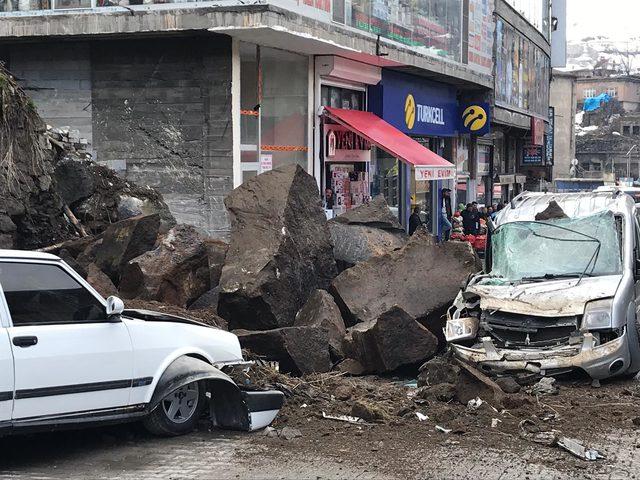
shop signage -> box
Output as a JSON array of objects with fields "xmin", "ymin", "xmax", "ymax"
[
  {"xmin": 458, "ymin": 103, "xmax": 491, "ymax": 135},
  {"xmin": 546, "ymin": 106, "xmax": 555, "ymax": 165},
  {"xmin": 499, "ymin": 174, "xmax": 515, "ymax": 184},
  {"xmin": 368, "ymin": 71, "xmax": 457, "ymax": 137},
  {"xmin": 522, "ymin": 144, "xmax": 544, "ymax": 165},
  {"xmin": 324, "ymin": 124, "xmax": 371, "ymax": 162},
  {"xmin": 415, "ymin": 166, "xmax": 457, "ymax": 181},
  {"xmin": 531, "ymin": 117, "xmax": 545, "ymax": 146},
  {"xmin": 516, "ymin": 175, "xmax": 527, "ymax": 184},
  {"xmin": 259, "ymin": 154, "xmax": 273, "ymax": 174}
]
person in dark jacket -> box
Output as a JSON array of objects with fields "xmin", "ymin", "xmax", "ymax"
[
  {"xmin": 461, "ymin": 203, "xmax": 479, "ymax": 235},
  {"xmin": 408, "ymin": 206, "xmax": 423, "ymax": 235}
]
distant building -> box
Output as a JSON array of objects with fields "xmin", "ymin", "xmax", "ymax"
[
  {"xmin": 550, "ymin": 70, "xmax": 577, "ymax": 180},
  {"xmin": 576, "ymin": 76, "xmax": 640, "ymax": 112}
]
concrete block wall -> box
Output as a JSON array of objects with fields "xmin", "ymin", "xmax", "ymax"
[
  {"xmin": 90, "ymin": 36, "xmax": 233, "ymax": 238},
  {"xmin": 8, "ymin": 42, "xmax": 93, "ymax": 153},
  {"xmin": 5, "ymin": 36, "xmax": 234, "ymax": 239}
]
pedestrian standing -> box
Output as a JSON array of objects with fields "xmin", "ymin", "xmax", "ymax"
[{"xmin": 408, "ymin": 205, "xmax": 423, "ymax": 235}]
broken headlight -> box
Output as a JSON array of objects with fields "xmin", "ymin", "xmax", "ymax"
[
  {"xmin": 444, "ymin": 317, "xmax": 479, "ymax": 343},
  {"xmin": 582, "ymin": 298, "xmax": 613, "ymax": 330}
]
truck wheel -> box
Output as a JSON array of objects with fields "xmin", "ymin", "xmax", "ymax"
[{"xmin": 143, "ymin": 381, "xmax": 206, "ymax": 436}]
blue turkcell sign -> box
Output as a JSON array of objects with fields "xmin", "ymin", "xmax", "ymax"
[{"xmin": 369, "ymin": 71, "xmax": 458, "ymax": 137}]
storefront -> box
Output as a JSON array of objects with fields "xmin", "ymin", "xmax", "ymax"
[{"xmin": 368, "ymin": 70, "xmax": 459, "ymax": 230}]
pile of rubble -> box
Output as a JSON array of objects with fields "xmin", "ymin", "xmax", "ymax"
[{"xmin": 0, "ymin": 65, "xmax": 174, "ymax": 250}]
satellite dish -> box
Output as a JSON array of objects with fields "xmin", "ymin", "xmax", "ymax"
[{"xmin": 571, "ymin": 158, "xmax": 579, "ymax": 166}]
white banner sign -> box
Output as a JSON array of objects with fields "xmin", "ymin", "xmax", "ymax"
[
  {"xmin": 415, "ymin": 166, "xmax": 457, "ymax": 181},
  {"xmin": 259, "ymin": 154, "xmax": 273, "ymax": 174}
]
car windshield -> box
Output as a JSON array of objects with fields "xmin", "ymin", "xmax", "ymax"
[{"xmin": 482, "ymin": 211, "xmax": 622, "ymax": 284}]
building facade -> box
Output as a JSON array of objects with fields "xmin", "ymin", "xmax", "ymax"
[
  {"xmin": 0, "ymin": 0, "xmax": 554, "ymax": 236},
  {"xmin": 550, "ymin": 70, "xmax": 577, "ymax": 180},
  {"xmin": 576, "ymin": 76, "xmax": 640, "ymax": 113},
  {"xmin": 488, "ymin": 0, "xmax": 553, "ymax": 203}
]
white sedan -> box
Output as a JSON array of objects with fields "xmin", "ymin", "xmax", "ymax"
[{"xmin": 0, "ymin": 250, "xmax": 283, "ymax": 436}]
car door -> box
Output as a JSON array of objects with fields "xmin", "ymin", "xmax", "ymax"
[
  {"xmin": 0, "ymin": 283, "xmax": 14, "ymax": 425},
  {"xmin": 0, "ymin": 260, "xmax": 134, "ymax": 420}
]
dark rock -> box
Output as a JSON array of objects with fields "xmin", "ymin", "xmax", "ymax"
[
  {"xmin": 0, "ymin": 233, "xmax": 14, "ymax": 249},
  {"xmin": 328, "ymin": 222, "xmax": 407, "ymax": 269},
  {"xmin": 334, "ymin": 358, "xmax": 365, "ymax": 376},
  {"xmin": 348, "ymin": 306, "xmax": 438, "ymax": 373},
  {"xmin": 53, "ymin": 158, "xmax": 96, "ymax": 206},
  {"xmin": 85, "ymin": 263, "xmax": 118, "ymax": 298},
  {"xmin": 333, "ymin": 384, "xmax": 353, "ymax": 401},
  {"xmin": 351, "ymin": 401, "xmax": 387, "ymax": 423},
  {"xmin": 279, "ymin": 426, "xmax": 302, "ymax": 440},
  {"xmin": 632, "ymin": 417, "xmax": 640, "ymax": 427},
  {"xmin": 418, "ymin": 357, "xmax": 461, "ymax": 387},
  {"xmin": 234, "ymin": 326, "xmax": 331, "ymax": 375},
  {"xmin": 535, "ymin": 200, "xmax": 568, "ymax": 221},
  {"xmin": 76, "ymin": 238, "xmax": 104, "ymax": 268},
  {"xmin": 218, "ymin": 165, "xmax": 337, "ymax": 330},
  {"xmin": 119, "ymin": 224, "xmax": 210, "ymax": 308},
  {"xmin": 0, "ymin": 214, "xmax": 17, "ymax": 234},
  {"xmin": 95, "ymin": 214, "xmax": 161, "ymax": 284},
  {"xmin": 333, "ymin": 195, "xmax": 404, "ymax": 232},
  {"xmin": 294, "ymin": 290, "xmax": 346, "ymax": 360},
  {"xmin": 417, "ymin": 383, "xmax": 457, "ymax": 402},
  {"xmin": 331, "ymin": 229, "xmax": 480, "ymax": 325},
  {"xmin": 454, "ymin": 360, "xmax": 505, "ymax": 407},
  {"xmin": 189, "ymin": 287, "xmax": 220, "ymax": 312},
  {"xmin": 204, "ymin": 239, "xmax": 228, "ymax": 288},
  {"xmin": 495, "ymin": 376, "xmax": 522, "ymax": 394},
  {"xmin": 48, "ymin": 236, "xmax": 97, "ymax": 259},
  {"xmin": 59, "ymin": 248, "xmax": 87, "ymax": 278}
]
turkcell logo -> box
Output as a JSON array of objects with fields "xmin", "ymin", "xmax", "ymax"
[{"xmin": 404, "ymin": 94, "xmax": 445, "ymax": 130}]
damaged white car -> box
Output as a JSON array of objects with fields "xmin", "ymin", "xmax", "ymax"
[
  {"xmin": 445, "ymin": 190, "xmax": 640, "ymax": 380},
  {"xmin": 0, "ymin": 250, "xmax": 283, "ymax": 436}
]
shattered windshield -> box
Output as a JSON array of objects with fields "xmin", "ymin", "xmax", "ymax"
[{"xmin": 483, "ymin": 211, "xmax": 622, "ymax": 284}]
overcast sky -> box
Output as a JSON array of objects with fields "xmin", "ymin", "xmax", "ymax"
[{"xmin": 567, "ymin": 0, "xmax": 640, "ymax": 41}]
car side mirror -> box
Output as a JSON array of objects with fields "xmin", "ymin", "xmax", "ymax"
[{"xmin": 106, "ymin": 296, "xmax": 125, "ymax": 318}]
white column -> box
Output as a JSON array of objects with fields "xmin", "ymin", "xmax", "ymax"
[{"xmin": 231, "ymin": 38, "xmax": 242, "ymax": 188}]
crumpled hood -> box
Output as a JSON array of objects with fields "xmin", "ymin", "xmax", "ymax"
[{"xmin": 468, "ymin": 275, "xmax": 622, "ymax": 317}]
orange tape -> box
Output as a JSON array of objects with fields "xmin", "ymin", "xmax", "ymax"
[
  {"xmin": 261, "ymin": 145, "xmax": 309, "ymax": 152},
  {"xmin": 240, "ymin": 110, "xmax": 259, "ymax": 117}
]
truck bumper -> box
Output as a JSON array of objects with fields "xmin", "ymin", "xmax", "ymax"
[{"xmin": 451, "ymin": 331, "xmax": 631, "ymax": 380}]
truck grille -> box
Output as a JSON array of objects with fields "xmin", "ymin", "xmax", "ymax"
[{"xmin": 480, "ymin": 311, "xmax": 579, "ymax": 348}]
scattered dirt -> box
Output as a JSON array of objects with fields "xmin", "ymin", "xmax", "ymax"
[{"xmin": 234, "ymin": 361, "xmax": 640, "ymax": 478}]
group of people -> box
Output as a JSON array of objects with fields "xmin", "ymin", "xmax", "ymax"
[{"xmin": 408, "ymin": 189, "xmax": 507, "ymax": 238}]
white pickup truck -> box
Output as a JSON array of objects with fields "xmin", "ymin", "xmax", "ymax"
[{"xmin": 0, "ymin": 249, "xmax": 283, "ymax": 436}]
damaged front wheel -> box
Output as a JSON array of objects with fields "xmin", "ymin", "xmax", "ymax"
[{"xmin": 143, "ymin": 381, "xmax": 206, "ymax": 436}]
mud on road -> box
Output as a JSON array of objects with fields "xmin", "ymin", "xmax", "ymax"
[{"xmin": 2, "ymin": 374, "xmax": 640, "ymax": 480}]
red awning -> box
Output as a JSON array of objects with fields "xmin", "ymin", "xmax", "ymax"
[{"xmin": 323, "ymin": 107, "xmax": 455, "ymax": 180}]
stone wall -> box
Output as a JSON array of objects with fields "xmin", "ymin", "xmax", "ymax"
[
  {"xmin": 7, "ymin": 42, "xmax": 93, "ymax": 155},
  {"xmin": 5, "ymin": 35, "xmax": 234, "ymax": 239},
  {"xmin": 91, "ymin": 36, "xmax": 233, "ymax": 237}
]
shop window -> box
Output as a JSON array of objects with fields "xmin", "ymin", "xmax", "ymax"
[
  {"xmin": 321, "ymin": 85, "xmax": 365, "ymax": 111},
  {"xmin": 606, "ymin": 88, "xmax": 617, "ymax": 98},
  {"xmin": 239, "ymin": 43, "xmax": 309, "ymax": 178}
]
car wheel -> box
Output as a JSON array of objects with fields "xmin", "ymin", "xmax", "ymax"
[{"xmin": 143, "ymin": 381, "xmax": 206, "ymax": 436}]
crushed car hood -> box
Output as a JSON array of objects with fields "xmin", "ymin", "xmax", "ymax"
[
  {"xmin": 123, "ymin": 309, "xmax": 213, "ymax": 329},
  {"xmin": 468, "ymin": 275, "xmax": 622, "ymax": 317}
]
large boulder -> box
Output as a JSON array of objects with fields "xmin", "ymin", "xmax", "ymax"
[
  {"xmin": 331, "ymin": 229, "xmax": 480, "ymax": 325},
  {"xmin": 347, "ymin": 306, "xmax": 438, "ymax": 373},
  {"xmin": 95, "ymin": 214, "xmax": 161, "ymax": 284},
  {"xmin": 119, "ymin": 224, "xmax": 210, "ymax": 308},
  {"xmin": 218, "ymin": 165, "xmax": 337, "ymax": 330},
  {"xmin": 53, "ymin": 158, "xmax": 96, "ymax": 206},
  {"xmin": 234, "ymin": 326, "xmax": 331, "ymax": 375},
  {"xmin": 85, "ymin": 263, "xmax": 118, "ymax": 298},
  {"xmin": 328, "ymin": 222, "xmax": 406, "ymax": 268},
  {"xmin": 333, "ymin": 195, "xmax": 404, "ymax": 232},
  {"xmin": 294, "ymin": 289, "xmax": 346, "ymax": 360}
]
